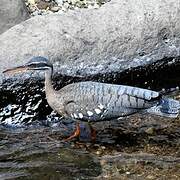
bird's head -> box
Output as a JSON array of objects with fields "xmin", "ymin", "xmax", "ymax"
[{"xmin": 3, "ymin": 56, "xmax": 53, "ymax": 74}]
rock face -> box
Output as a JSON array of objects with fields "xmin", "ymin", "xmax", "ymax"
[
  {"xmin": 0, "ymin": 0, "xmax": 180, "ymax": 83},
  {"xmin": 0, "ymin": 0, "xmax": 29, "ymax": 34}
]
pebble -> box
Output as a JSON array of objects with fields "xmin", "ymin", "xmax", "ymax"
[
  {"xmin": 147, "ymin": 175, "xmax": 155, "ymax": 179},
  {"xmin": 51, "ymin": 6, "xmax": 60, "ymax": 12},
  {"xmin": 101, "ymin": 146, "xmax": 106, "ymax": 150},
  {"xmin": 25, "ymin": 0, "xmax": 105, "ymax": 16},
  {"xmin": 37, "ymin": 1, "xmax": 49, "ymax": 9},
  {"xmin": 96, "ymin": 150, "xmax": 101, "ymax": 155},
  {"xmin": 145, "ymin": 127, "xmax": 154, "ymax": 135}
]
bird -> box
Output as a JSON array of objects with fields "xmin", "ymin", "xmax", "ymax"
[{"xmin": 3, "ymin": 56, "xmax": 180, "ymax": 140}]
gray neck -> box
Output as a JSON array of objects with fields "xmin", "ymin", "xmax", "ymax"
[{"xmin": 45, "ymin": 67, "xmax": 54, "ymax": 94}]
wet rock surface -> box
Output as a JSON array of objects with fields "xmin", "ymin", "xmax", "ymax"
[
  {"xmin": 99, "ymin": 153, "xmax": 180, "ymax": 179},
  {"xmin": 0, "ymin": 0, "xmax": 30, "ymax": 34},
  {"xmin": 0, "ymin": 114, "xmax": 179, "ymax": 179},
  {"xmin": 0, "ymin": 128, "xmax": 102, "ymax": 179}
]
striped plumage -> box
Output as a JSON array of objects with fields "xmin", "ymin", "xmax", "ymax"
[
  {"xmin": 4, "ymin": 57, "xmax": 180, "ymax": 123},
  {"xmin": 47, "ymin": 80, "xmax": 180, "ymax": 122}
]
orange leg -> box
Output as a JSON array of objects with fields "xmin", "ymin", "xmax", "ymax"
[
  {"xmin": 90, "ymin": 124, "xmax": 96, "ymax": 142},
  {"xmin": 64, "ymin": 123, "xmax": 80, "ymax": 141}
]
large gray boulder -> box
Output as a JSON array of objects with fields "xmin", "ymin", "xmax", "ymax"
[
  {"xmin": 1, "ymin": 0, "xmax": 180, "ymax": 83},
  {"xmin": 0, "ymin": 0, "xmax": 30, "ymax": 34}
]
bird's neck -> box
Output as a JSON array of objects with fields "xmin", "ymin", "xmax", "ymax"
[{"xmin": 45, "ymin": 67, "xmax": 55, "ymax": 94}]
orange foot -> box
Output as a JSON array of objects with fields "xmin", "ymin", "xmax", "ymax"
[{"xmin": 64, "ymin": 123, "xmax": 80, "ymax": 141}]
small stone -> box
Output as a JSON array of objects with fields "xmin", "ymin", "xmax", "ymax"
[
  {"xmin": 145, "ymin": 127, "xmax": 154, "ymax": 135},
  {"xmin": 93, "ymin": 3, "xmax": 100, "ymax": 9},
  {"xmin": 96, "ymin": 150, "xmax": 101, "ymax": 155},
  {"xmin": 147, "ymin": 175, "xmax": 155, "ymax": 179},
  {"xmin": 101, "ymin": 146, "xmax": 106, "ymax": 150},
  {"xmin": 37, "ymin": 1, "xmax": 49, "ymax": 9},
  {"xmin": 51, "ymin": 6, "xmax": 60, "ymax": 12}
]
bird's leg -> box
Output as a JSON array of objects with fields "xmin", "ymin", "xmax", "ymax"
[
  {"xmin": 64, "ymin": 122, "xmax": 80, "ymax": 141},
  {"xmin": 64, "ymin": 122, "xmax": 97, "ymax": 142},
  {"xmin": 77, "ymin": 122, "xmax": 97, "ymax": 142},
  {"xmin": 89, "ymin": 123, "xmax": 96, "ymax": 142}
]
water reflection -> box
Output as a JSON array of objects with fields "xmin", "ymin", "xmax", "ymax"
[{"xmin": 0, "ymin": 127, "xmax": 102, "ymax": 179}]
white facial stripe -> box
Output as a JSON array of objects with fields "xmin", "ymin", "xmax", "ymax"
[
  {"xmin": 87, "ymin": 111, "xmax": 93, "ymax": 116},
  {"xmin": 28, "ymin": 61, "xmax": 47, "ymax": 65},
  {"xmin": 95, "ymin": 108, "xmax": 101, "ymax": 114}
]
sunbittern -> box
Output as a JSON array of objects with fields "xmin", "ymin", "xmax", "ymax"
[{"xmin": 3, "ymin": 56, "xmax": 180, "ymax": 140}]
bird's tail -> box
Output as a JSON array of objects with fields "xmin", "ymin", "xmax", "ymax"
[{"xmin": 146, "ymin": 98, "xmax": 180, "ymax": 118}]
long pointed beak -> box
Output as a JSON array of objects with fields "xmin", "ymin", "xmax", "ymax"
[{"xmin": 3, "ymin": 65, "xmax": 29, "ymax": 75}]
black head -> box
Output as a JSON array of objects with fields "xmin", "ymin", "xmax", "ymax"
[
  {"xmin": 25, "ymin": 56, "xmax": 53, "ymax": 70},
  {"xmin": 3, "ymin": 56, "xmax": 53, "ymax": 74}
]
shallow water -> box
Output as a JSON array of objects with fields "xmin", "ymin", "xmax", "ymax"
[
  {"xmin": 0, "ymin": 127, "xmax": 102, "ymax": 179},
  {"xmin": 0, "ymin": 67, "xmax": 180, "ymax": 179},
  {"xmin": 0, "ymin": 109, "xmax": 180, "ymax": 179},
  {"xmin": 0, "ymin": 120, "xmax": 180, "ymax": 179}
]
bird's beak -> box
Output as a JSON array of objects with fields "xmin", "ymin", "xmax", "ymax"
[{"xmin": 3, "ymin": 65, "xmax": 29, "ymax": 75}]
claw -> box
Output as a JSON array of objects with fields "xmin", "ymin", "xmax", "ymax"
[
  {"xmin": 64, "ymin": 122, "xmax": 97, "ymax": 142},
  {"xmin": 64, "ymin": 123, "xmax": 80, "ymax": 141}
]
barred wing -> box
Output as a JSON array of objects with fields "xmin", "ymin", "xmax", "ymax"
[{"xmin": 62, "ymin": 82, "xmax": 161, "ymax": 121}]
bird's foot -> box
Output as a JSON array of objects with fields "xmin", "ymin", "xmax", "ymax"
[
  {"xmin": 64, "ymin": 122, "xmax": 97, "ymax": 142},
  {"xmin": 64, "ymin": 123, "xmax": 80, "ymax": 141}
]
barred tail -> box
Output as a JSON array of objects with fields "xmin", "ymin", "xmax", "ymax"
[{"xmin": 146, "ymin": 98, "xmax": 180, "ymax": 118}]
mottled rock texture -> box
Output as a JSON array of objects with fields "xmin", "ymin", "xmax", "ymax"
[
  {"xmin": 0, "ymin": 0, "xmax": 30, "ymax": 34},
  {"xmin": 1, "ymin": 0, "xmax": 180, "ymax": 82}
]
